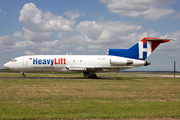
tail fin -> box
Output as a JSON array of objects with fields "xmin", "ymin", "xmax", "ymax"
[{"xmin": 108, "ymin": 37, "xmax": 173, "ymax": 60}]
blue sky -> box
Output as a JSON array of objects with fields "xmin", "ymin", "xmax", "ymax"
[{"xmin": 1, "ymin": 0, "xmax": 180, "ymax": 71}]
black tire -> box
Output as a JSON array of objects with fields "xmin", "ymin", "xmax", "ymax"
[
  {"xmin": 22, "ymin": 75, "xmax": 26, "ymax": 78},
  {"xmin": 84, "ymin": 72, "xmax": 89, "ymax": 78},
  {"xmin": 92, "ymin": 74, "xmax": 97, "ymax": 79}
]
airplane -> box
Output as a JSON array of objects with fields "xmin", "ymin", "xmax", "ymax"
[{"xmin": 4, "ymin": 37, "xmax": 173, "ymax": 78}]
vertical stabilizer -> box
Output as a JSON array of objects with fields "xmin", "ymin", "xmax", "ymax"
[{"xmin": 108, "ymin": 37, "xmax": 173, "ymax": 60}]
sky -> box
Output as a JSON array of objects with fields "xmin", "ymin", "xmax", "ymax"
[{"xmin": 0, "ymin": 0, "xmax": 180, "ymax": 71}]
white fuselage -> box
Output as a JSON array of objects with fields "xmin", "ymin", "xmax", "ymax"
[{"xmin": 4, "ymin": 55, "xmax": 147, "ymax": 73}]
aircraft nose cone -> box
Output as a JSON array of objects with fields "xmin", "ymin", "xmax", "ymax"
[{"xmin": 4, "ymin": 62, "xmax": 11, "ymax": 69}]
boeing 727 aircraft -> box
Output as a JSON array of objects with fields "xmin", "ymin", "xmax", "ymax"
[{"xmin": 4, "ymin": 37, "xmax": 173, "ymax": 78}]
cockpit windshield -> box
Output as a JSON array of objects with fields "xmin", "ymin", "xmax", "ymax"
[{"xmin": 11, "ymin": 59, "xmax": 17, "ymax": 62}]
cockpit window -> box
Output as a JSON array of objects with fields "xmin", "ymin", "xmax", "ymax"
[{"xmin": 11, "ymin": 59, "xmax": 17, "ymax": 62}]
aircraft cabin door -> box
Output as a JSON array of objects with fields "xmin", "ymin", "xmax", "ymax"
[{"xmin": 23, "ymin": 57, "xmax": 28, "ymax": 66}]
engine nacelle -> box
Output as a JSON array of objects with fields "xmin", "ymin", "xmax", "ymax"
[{"xmin": 110, "ymin": 59, "xmax": 133, "ymax": 66}]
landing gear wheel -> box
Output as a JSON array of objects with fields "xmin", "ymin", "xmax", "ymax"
[
  {"xmin": 92, "ymin": 74, "xmax": 97, "ymax": 79},
  {"xmin": 83, "ymin": 72, "xmax": 89, "ymax": 78},
  {"xmin": 22, "ymin": 74, "xmax": 26, "ymax": 78},
  {"xmin": 83, "ymin": 72, "xmax": 97, "ymax": 79}
]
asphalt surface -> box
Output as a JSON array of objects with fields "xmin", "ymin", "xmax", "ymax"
[
  {"xmin": 129, "ymin": 74, "xmax": 180, "ymax": 78},
  {"xmin": 0, "ymin": 77, "xmax": 114, "ymax": 80},
  {"xmin": 0, "ymin": 73, "xmax": 180, "ymax": 79}
]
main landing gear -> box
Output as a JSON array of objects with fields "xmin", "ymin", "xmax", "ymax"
[{"xmin": 83, "ymin": 72, "xmax": 97, "ymax": 79}]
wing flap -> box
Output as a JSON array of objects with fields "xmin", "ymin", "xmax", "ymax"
[{"xmin": 68, "ymin": 68, "xmax": 86, "ymax": 71}]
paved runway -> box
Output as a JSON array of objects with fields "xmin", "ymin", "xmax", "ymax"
[
  {"xmin": 128, "ymin": 73, "xmax": 180, "ymax": 78},
  {"xmin": 0, "ymin": 73, "xmax": 180, "ymax": 79},
  {"xmin": 0, "ymin": 77, "xmax": 114, "ymax": 80}
]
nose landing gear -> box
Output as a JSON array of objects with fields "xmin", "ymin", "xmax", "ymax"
[{"xmin": 21, "ymin": 72, "xmax": 26, "ymax": 78}]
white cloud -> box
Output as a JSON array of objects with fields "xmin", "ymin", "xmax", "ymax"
[
  {"xmin": 0, "ymin": 2, "xmax": 169, "ymax": 56},
  {"xmin": 76, "ymin": 21, "xmax": 142, "ymax": 45},
  {"xmin": 0, "ymin": 19, "xmax": 160, "ymax": 55},
  {"xmin": 88, "ymin": 50, "xmax": 98, "ymax": 53},
  {"xmin": 14, "ymin": 40, "xmax": 38, "ymax": 51},
  {"xmin": 174, "ymin": 12, "xmax": 180, "ymax": 19},
  {"xmin": 88, "ymin": 45, "xmax": 101, "ymax": 49},
  {"xmin": 57, "ymin": 32, "xmax": 62, "ymax": 39},
  {"xmin": 100, "ymin": 0, "xmax": 176, "ymax": 20},
  {"xmin": 40, "ymin": 48, "xmax": 52, "ymax": 53},
  {"xmin": 0, "ymin": 34, "xmax": 35, "ymax": 53},
  {"xmin": 24, "ymin": 50, "xmax": 35, "ymax": 55},
  {"xmin": 39, "ymin": 39, "xmax": 76, "ymax": 53},
  {"xmin": 0, "ymin": 35, "xmax": 16, "ymax": 46},
  {"xmin": 98, "ymin": 16, "xmax": 104, "ymax": 21},
  {"xmin": 158, "ymin": 31, "xmax": 180, "ymax": 52},
  {"xmin": 19, "ymin": 3, "xmax": 75, "ymax": 32},
  {"xmin": 57, "ymin": 20, "xmax": 161, "ymax": 52},
  {"xmin": 77, "ymin": 21, "xmax": 104, "ymax": 40},
  {"xmin": 41, "ymin": 40, "xmax": 60, "ymax": 48},
  {"xmin": 23, "ymin": 27, "xmax": 52, "ymax": 42},
  {"xmin": 13, "ymin": 31, "xmax": 23, "ymax": 38},
  {"xmin": 0, "ymin": 3, "xmax": 80, "ymax": 54},
  {"xmin": 0, "ymin": 28, "xmax": 53, "ymax": 54},
  {"xmin": 167, "ymin": 31, "xmax": 180, "ymax": 39},
  {"xmin": 64, "ymin": 10, "xmax": 82, "ymax": 20},
  {"xmin": 74, "ymin": 46, "xmax": 84, "ymax": 51}
]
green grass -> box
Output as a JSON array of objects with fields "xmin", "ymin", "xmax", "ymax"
[{"xmin": 0, "ymin": 73, "xmax": 180, "ymax": 119}]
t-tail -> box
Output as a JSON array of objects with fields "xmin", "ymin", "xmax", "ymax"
[{"xmin": 108, "ymin": 37, "xmax": 174, "ymax": 60}]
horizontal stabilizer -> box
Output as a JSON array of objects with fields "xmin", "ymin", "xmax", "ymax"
[{"xmin": 146, "ymin": 38, "xmax": 175, "ymax": 41}]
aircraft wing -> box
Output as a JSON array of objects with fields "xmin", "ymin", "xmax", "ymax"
[{"xmin": 66, "ymin": 65, "xmax": 135, "ymax": 72}]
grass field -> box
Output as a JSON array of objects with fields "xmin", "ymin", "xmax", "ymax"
[{"xmin": 0, "ymin": 72, "xmax": 180, "ymax": 119}]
